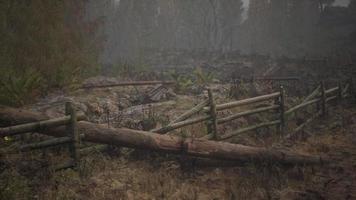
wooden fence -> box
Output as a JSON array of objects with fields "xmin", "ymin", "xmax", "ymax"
[
  {"xmin": 1, "ymin": 79, "xmax": 353, "ymax": 171},
  {"xmin": 0, "ymin": 102, "xmax": 94, "ymax": 171},
  {"xmin": 151, "ymin": 79, "xmax": 354, "ymax": 141}
]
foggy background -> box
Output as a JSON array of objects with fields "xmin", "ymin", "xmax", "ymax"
[{"xmin": 85, "ymin": 0, "xmax": 355, "ymax": 65}]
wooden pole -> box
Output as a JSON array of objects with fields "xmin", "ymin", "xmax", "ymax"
[
  {"xmin": 203, "ymin": 92, "xmax": 280, "ymax": 112},
  {"xmin": 81, "ymin": 81, "xmax": 175, "ymax": 89},
  {"xmin": 320, "ymin": 81, "xmax": 327, "ymax": 117},
  {"xmin": 169, "ymin": 99, "xmax": 209, "ymax": 124},
  {"xmin": 217, "ymin": 105, "xmax": 279, "ymax": 124},
  {"xmin": 279, "ymin": 85, "xmax": 286, "ymax": 134},
  {"xmin": 207, "ymin": 88, "xmax": 218, "ymax": 140},
  {"xmin": 19, "ymin": 137, "xmax": 71, "ymax": 151},
  {"xmin": 151, "ymin": 115, "xmax": 210, "ymax": 134},
  {"xmin": 65, "ymin": 102, "xmax": 80, "ymax": 169},
  {"xmin": 220, "ymin": 120, "xmax": 281, "ymax": 140},
  {"xmin": 302, "ymin": 85, "xmax": 321, "ymax": 103},
  {"xmin": 338, "ymin": 81, "xmax": 343, "ymax": 103},
  {"xmin": 0, "ymin": 106, "xmax": 328, "ymax": 166},
  {"xmin": 0, "ymin": 114, "xmax": 86, "ymax": 137}
]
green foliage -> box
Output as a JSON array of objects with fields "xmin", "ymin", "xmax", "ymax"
[
  {"xmin": 193, "ymin": 67, "xmax": 214, "ymax": 87},
  {"xmin": 0, "ymin": 0, "xmax": 100, "ymax": 106},
  {"xmin": 0, "ymin": 69, "xmax": 42, "ymax": 106},
  {"xmin": 169, "ymin": 70, "xmax": 194, "ymax": 93},
  {"xmin": 111, "ymin": 61, "xmax": 150, "ymax": 78}
]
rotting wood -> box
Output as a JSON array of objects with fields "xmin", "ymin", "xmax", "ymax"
[
  {"xmin": 219, "ymin": 120, "xmax": 281, "ymax": 140},
  {"xmin": 0, "ymin": 114, "xmax": 86, "ymax": 137},
  {"xmin": 81, "ymin": 81, "xmax": 175, "ymax": 89},
  {"xmin": 169, "ymin": 99, "xmax": 209, "ymax": 124},
  {"xmin": 217, "ymin": 105, "xmax": 279, "ymax": 124},
  {"xmin": 0, "ymin": 107, "xmax": 327, "ymax": 166},
  {"xmin": 151, "ymin": 115, "xmax": 210, "ymax": 134},
  {"xmin": 204, "ymin": 92, "xmax": 280, "ymax": 112}
]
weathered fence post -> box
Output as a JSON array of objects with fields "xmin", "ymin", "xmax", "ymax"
[
  {"xmin": 207, "ymin": 88, "xmax": 218, "ymax": 140},
  {"xmin": 350, "ymin": 77, "xmax": 355, "ymax": 101},
  {"xmin": 279, "ymin": 85, "xmax": 285, "ymax": 135},
  {"xmin": 65, "ymin": 102, "xmax": 79, "ymax": 169},
  {"xmin": 320, "ymin": 81, "xmax": 327, "ymax": 117},
  {"xmin": 338, "ymin": 81, "xmax": 343, "ymax": 103}
]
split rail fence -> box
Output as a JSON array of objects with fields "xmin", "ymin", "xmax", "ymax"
[
  {"xmin": 0, "ymin": 79, "xmax": 353, "ymax": 170},
  {"xmin": 152, "ymin": 79, "xmax": 354, "ymax": 141},
  {"xmin": 0, "ymin": 102, "xmax": 105, "ymax": 171}
]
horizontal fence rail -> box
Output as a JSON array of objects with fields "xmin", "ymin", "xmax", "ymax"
[
  {"xmin": 220, "ymin": 120, "xmax": 281, "ymax": 140},
  {"xmin": 0, "ymin": 114, "xmax": 86, "ymax": 137},
  {"xmin": 204, "ymin": 92, "xmax": 280, "ymax": 112},
  {"xmin": 218, "ymin": 105, "xmax": 279, "ymax": 125}
]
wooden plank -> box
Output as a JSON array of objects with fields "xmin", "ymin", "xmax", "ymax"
[
  {"xmin": 151, "ymin": 115, "xmax": 210, "ymax": 134},
  {"xmin": 0, "ymin": 114, "xmax": 86, "ymax": 137},
  {"xmin": 169, "ymin": 99, "xmax": 209, "ymax": 124},
  {"xmin": 217, "ymin": 105, "xmax": 279, "ymax": 124},
  {"xmin": 219, "ymin": 120, "xmax": 281, "ymax": 140},
  {"xmin": 19, "ymin": 137, "xmax": 71, "ymax": 151},
  {"xmin": 204, "ymin": 92, "xmax": 280, "ymax": 112}
]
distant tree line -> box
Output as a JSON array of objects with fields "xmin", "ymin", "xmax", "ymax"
[{"xmin": 90, "ymin": 0, "xmax": 356, "ymax": 63}]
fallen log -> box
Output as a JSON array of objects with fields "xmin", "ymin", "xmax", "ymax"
[
  {"xmin": 0, "ymin": 106, "xmax": 327, "ymax": 166},
  {"xmin": 81, "ymin": 81, "xmax": 175, "ymax": 89}
]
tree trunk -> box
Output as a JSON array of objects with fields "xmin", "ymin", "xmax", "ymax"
[{"xmin": 0, "ymin": 106, "xmax": 328, "ymax": 166}]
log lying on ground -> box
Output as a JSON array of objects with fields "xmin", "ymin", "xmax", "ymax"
[
  {"xmin": 0, "ymin": 106, "xmax": 328, "ymax": 166},
  {"xmin": 81, "ymin": 81, "xmax": 175, "ymax": 89}
]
